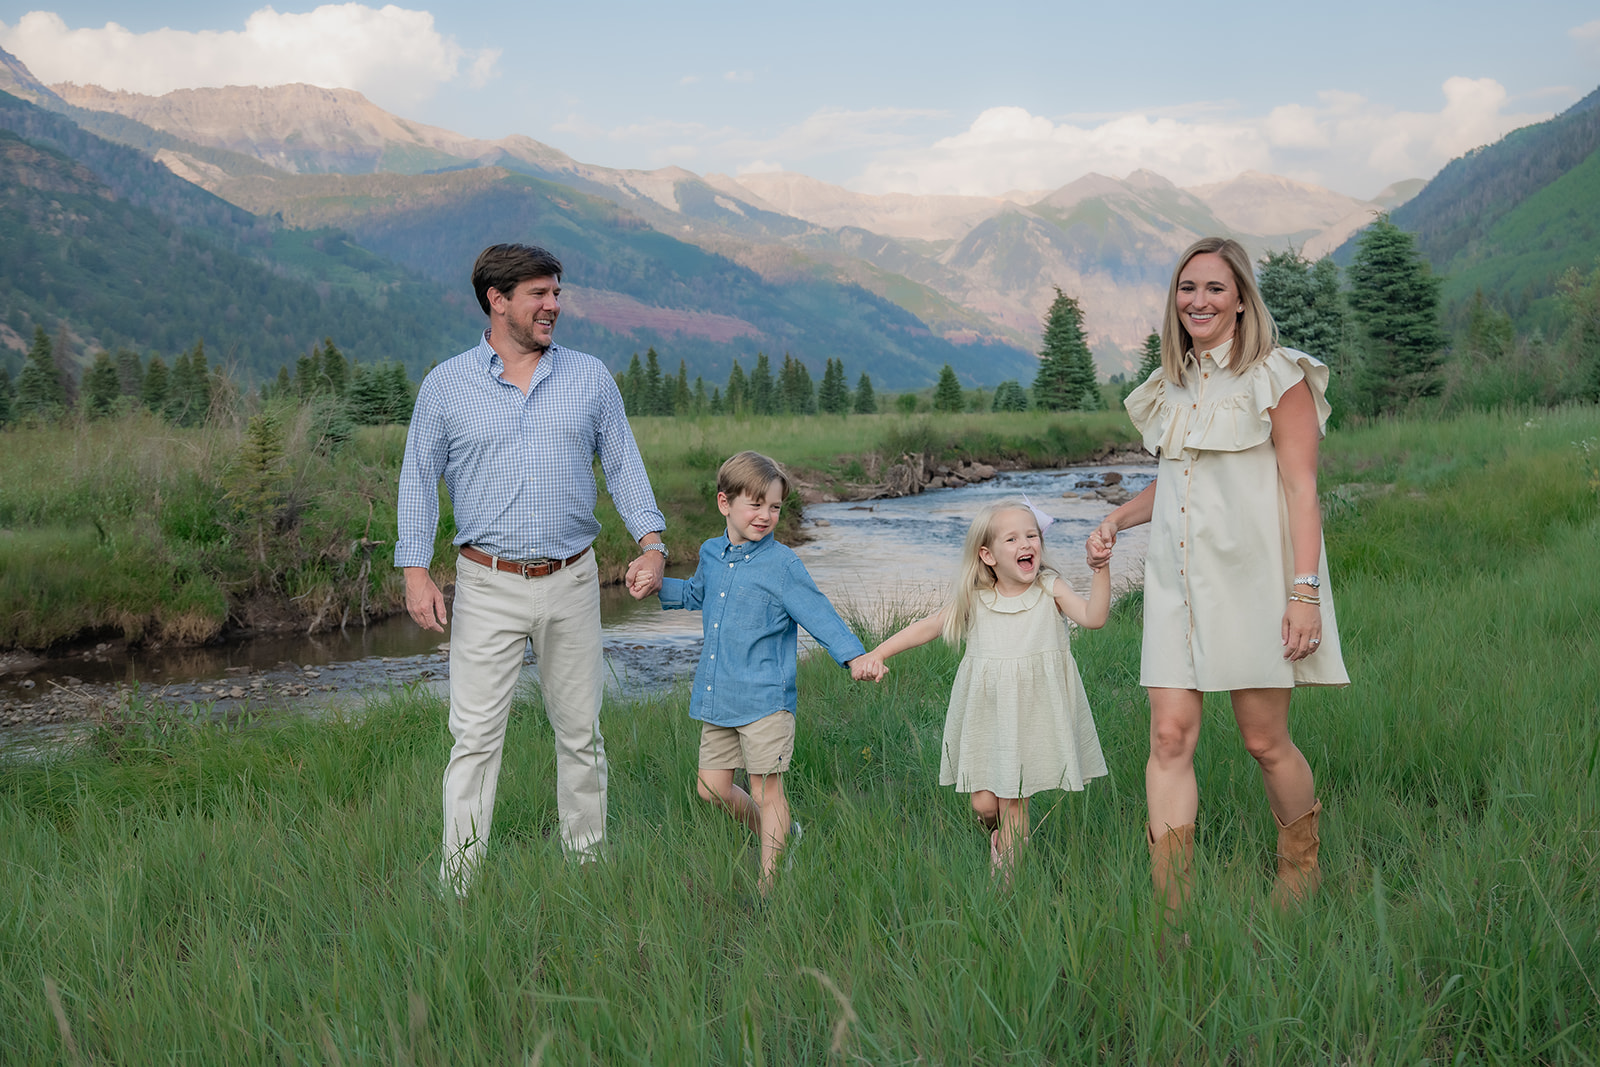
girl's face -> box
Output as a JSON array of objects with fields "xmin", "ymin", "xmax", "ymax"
[
  {"xmin": 1175, "ymin": 251, "xmax": 1243, "ymax": 351},
  {"xmin": 978, "ymin": 508, "xmax": 1043, "ymax": 592}
]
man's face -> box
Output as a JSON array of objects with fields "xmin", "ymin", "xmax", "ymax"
[{"xmin": 493, "ymin": 275, "xmax": 561, "ymax": 354}]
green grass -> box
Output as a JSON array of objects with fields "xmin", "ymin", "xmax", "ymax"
[{"xmin": 2, "ymin": 407, "xmax": 1597, "ymax": 1062}]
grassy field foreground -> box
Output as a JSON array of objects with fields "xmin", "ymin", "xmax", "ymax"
[{"xmin": 2, "ymin": 408, "xmax": 1598, "ymax": 1063}]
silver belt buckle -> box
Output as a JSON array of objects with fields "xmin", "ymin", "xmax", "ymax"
[{"xmin": 518, "ymin": 557, "xmax": 553, "ymax": 577}]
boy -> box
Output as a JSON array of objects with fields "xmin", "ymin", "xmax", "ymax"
[{"xmin": 654, "ymin": 451, "xmax": 868, "ymax": 892}]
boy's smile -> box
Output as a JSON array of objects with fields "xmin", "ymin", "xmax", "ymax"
[{"xmin": 720, "ymin": 478, "xmax": 785, "ymax": 545}]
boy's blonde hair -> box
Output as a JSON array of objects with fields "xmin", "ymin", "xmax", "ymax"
[
  {"xmin": 941, "ymin": 500, "xmax": 1056, "ymax": 645},
  {"xmin": 1158, "ymin": 236, "xmax": 1279, "ymax": 387},
  {"xmin": 717, "ymin": 450, "xmax": 789, "ymax": 502}
]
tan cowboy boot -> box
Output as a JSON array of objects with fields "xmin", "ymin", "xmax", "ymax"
[
  {"xmin": 1270, "ymin": 800, "xmax": 1323, "ymax": 909},
  {"xmin": 1147, "ymin": 822, "xmax": 1194, "ymax": 918}
]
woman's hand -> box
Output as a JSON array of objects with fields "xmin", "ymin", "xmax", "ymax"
[
  {"xmin": 1281, "ymin": 598, "xmax": 1323, "ymax": 661},
  {"xmin": 1086, "ymin": 518, "xmax": 1118, "ymax": 570}
]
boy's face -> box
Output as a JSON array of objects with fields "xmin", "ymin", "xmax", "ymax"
[{"xmin": 718, "ymin": 479, "xmax": 784, "ymax": 545}]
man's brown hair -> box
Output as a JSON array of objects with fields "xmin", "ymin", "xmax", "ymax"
[
  {"xmin": 717, "ymin": 451, "xmax": 789, "ymax": 502},
  {"xmin": 472, "ymin": 244, "xmax": 564, "ymax": 315}
]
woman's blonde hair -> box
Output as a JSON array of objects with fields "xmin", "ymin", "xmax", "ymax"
[
  {"xmin": 941, "ymin": 501, "xmax": 1056, "ymax": 645},
  {"xmin": 1159, "ymin": 236, "xmax": 1278, "ymax": 386}
]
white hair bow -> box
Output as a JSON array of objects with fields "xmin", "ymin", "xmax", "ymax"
[{"xmin": 1020, "ymin": 493, "xmax": 1055, "ymax": 533}]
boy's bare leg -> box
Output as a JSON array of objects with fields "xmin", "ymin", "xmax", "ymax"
[
  {"xmin": 750, "ymin": 772, "xmax": 792, "ymax": 894},
  {"xmin": 697, "ymin": 768, "xmax": 761, "ymax": 835}
]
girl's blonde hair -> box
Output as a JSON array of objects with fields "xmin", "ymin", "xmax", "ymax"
[
  {"xmin": 1159, "ymin": 236, "xmax": 1279, "ymax": 387},
  {"xmin": 941, "ymin": 501, "xmax": 1056, "ymax": 645}
]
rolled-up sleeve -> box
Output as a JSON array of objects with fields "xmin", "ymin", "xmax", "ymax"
[{"xmin": 395, "ymin": 378, "xmax": 448, "ymax": 568}]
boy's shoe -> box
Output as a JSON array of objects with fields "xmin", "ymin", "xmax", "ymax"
[{"xmin": 784, "ymin": 820, "xmax": 803, "ymax": 872}]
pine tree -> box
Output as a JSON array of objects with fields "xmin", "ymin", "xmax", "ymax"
[
  {"xmin": 165, "ymin": 350, "xmax": 196, "ymax": 425},
  {"xmin": 710, "ymin": 386, "xmax": 724, "ymax": 415},
  {"xmin": 1464, "ymin": 290, "xmax": 1515, "ymax": 361},
  {"xmin": 382, "ymin": 363, "xmax": 413, "ymax": 423},
  {"xmin": 818, "ymin": 358, "xmax": 848, "ymax": 414},
  {"xmin": 188, "ymin": 341, "xmax": 213, "ymax": 423},
  {"xmin": 622, "ymin": 353, "xmax": 645, "ymax": 415},
  {"xmin": 726, "ymin": 361, "xmax": 747, "ymax": 413},
  {"xmin": 674, "ymin": 359, "xmax": 691, "ymax": 415},
  {"xmin": 853, "ymin": 372, "xmax": 876, "ymax": 414},
  {"xmin": 749, "ymin": 353, "xmax": 775, "ymax": 415},
  {"xmin": 1259, "ymin": 251, "xmax": 1346, "ymax": 362},
  {"xmin": 933, "ymin": 364, "xmax": 964, "ymax": 412},
  {"xmin": 1032, "ymin": 287, "xmax": 1095, "ymax": 410},
  {"xmin": 142, "ymin": 355, "xmax": 170, "ymax": 413},
  {"xmin": 1136, "ymin": 331, "xmax": 1163, "ymax": 383},
  {"xmin": 778, "ymin": 353, "xmax": 815, "ymax": 414},
  {"xmin": 226, "ymin": 412, "xmax": 288, "ymax": 563},
  {"xmin": 319, "ymin": 338, "xmax": 348, "ymax": 396},
  {"xmin": 1348, "ymin": 215, "xmax": 1445, "ymax": 414},
  {"xmin": 991, "ymin": 380, "xmax": 1028, "ymax": 412},
  {"xmin": 0, "ymin": 367, "xmax": 12, "ymax": 427},
  {"xmin": 644, "ymin": 348, "xmax": 665, "ymax": 415},
  {"xmin": 692, "ymin": 376, "xmax": 708, "ymax": 415},
  {"xmin": 114, "ymin": 349, "xmax": 144, "ymax": 397},
  {"xmin": 13, "ymin": 326, "xmax": 67, "ymax": 421},
  {"xmin": 83, "ymin": 351, "xmax": 121, "ymax": 418},
  {"xmin": 294, "ymin": 350, "xmax": 316, "ymax": 398},
  {"xmin": 52, "ymin": 323, "xmax": 78, "ymax": 411},
  {"xmin": 274, "ymin": 365, "xmax": 293, "ymax": 400}
]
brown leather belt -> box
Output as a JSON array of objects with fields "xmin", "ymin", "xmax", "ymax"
[{"xmin": 459, "ymin": 544, "xmax": 588, "ymax": 578}]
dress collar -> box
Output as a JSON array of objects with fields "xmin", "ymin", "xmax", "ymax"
[{"xmin": 978, "ymin": 578, "xmax": 1046, "ymax": 614}]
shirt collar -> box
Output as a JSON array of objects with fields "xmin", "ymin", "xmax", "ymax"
[
  {"xmin": 475, "ymin": 331, "xmax": 560, "ymax": 383},
  {"xmin": 719, "ymin": 531, "xmax": 775, "ymax": 559},
  {"xmin": 1197, "ymin": 336, "xmax": 1235, "ymax": 368}
]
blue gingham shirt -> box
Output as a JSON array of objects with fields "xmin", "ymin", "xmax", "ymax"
[
  {"xmin": 395, "ymin": 335, "xmax": 665, "ymax": 567},
  {"xmin": 660, "ymin": 532, "xmax": 866, "ymax": 727}
]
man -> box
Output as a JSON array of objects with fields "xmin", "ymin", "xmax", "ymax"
[{"xmin": 396, "ymin": 243, "xmax": 667, "ymax": 891}]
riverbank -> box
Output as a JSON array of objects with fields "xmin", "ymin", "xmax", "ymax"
[
  {"xmin": 0, "ymin": 408, "xmax": 1143, "ymax": 656},
  {"xmin": 3, "ymin": 407, "xmax": 1597, "ymax": 1062}
]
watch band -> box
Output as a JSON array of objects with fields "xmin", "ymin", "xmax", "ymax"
[
  {"xmin": 643, "ymin": 542, "xmax": 669, "ymax": 561},
  {"xmin": 1293, "ymin": 573, "xmax": 1320, "ymax": 589}
]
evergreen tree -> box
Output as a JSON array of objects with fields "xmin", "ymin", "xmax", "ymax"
[
  {"xmin": 1032, "ymin": 287, "xmax": 1096, "ymax": 410},
  {"xmin": 1348, "ymin": 215, "xmax": 1445, "ymax": 414},
  {"xmin": 1136, "ymin": 331, "xmax": 1163, "ymax": 383},
  {"xmin": 83, "ymin": 351, "xmax": 121, "ymax": 418},
  {"xmin": 644, "ymin": 348, "xmax": 665, "ymax": 415},
  {"xmin": 726, "ymin": 361, "xmax": 747, "ymax": 413},
  {"xmin": 52, "ymin": 323, "xmax": 78, "ymax": 411},
  {"xmin": 274, "ymin": 365, "xmax": 293, "ymax": 400},
  {"xmin": 114, "ymin": 349, "xmax": 144, "ymax": 397},
  {"xmin": 13, "ymin": 326, "xmax": 67, "ymax": 421},
  {"xmin": 319, "ymin": 338, "xmax": 349, "ymax": 396},
  {"xmin": 622, "ymin": 353, "xmax": 646, "ymax": 415},
  {"xmin": 853, "ymin": 372, "xmax": 877, "ymax": 414},
  {"xmin": 1258, "ymin": 251, "xmax": 1346, "ymax": 361},
  {"xmin": 1557, "ymin": 263, "xmax": 1600, "ymax": 402},
  {"xmin": 345, "ymin": 364, "xmax": 387, "ymax": 425},
  {"xmin": 382, "ymin": 363, "xmax": 414, "ymax": 423},
  {"xmin": 674, "ymin": 359, "xmax": 691, "ymax": 416},
  {"xmin": 226, "ymin": 411, "xmax": 289, "ymax": 563},
  {"xmin": 1307, "ymin": 257, "xmax": 1347, "ymax": 364},
  {"xmin": 991, "ymin": 380, "xmax": 1029, "ymax": 412},
  {"xmin": 692, "ymin": 375, "xmax": 708, "ymax": 415},
  {"xmin": 778, "ymin": 353, "xmax": 815, "ymax": 414},
  {"xmin": 933, "ymin": 364, "xmax": 964, "ymax": 412},
  {"xmin": 294, "ymin": 350, "xmax": 316, "ymax": 398},
  {"xmin": 818, "ymin": 358, "xmax": 849, "ymax": 414},
  {"xmin": 165, "ymin": 350, "xmax": 196, "ymax": 425},
  {"xmin": 188, "ymin": 341, "xmax": 213, "ymax": 423},
  {"xmin": 1464, "ymin": 290, "xmax": 1515, "ymax": 361},
  {"xmin": 749, "ymin": 352, "xmax": 775, "ymax": 415},
  {"xmin": 0, "ymin": 367, "xmax": 12, "ymax": 427},
  {"xmin": 142, "ymin": 355, "xmax": 170, "ymax": 413},
  {"xmin": 710, "ymin": 386, "xmax": 724, "ymax": 415}
]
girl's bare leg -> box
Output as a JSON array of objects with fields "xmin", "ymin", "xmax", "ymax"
[
  {"xmin": 1230, "ymin": 688, "xmax": 1315, "ymax": 822},
  {"xmin": 992, "ymin": 796, "xmax": 1029, "ymax": 878},
  {"xmin": 696, "ymin": 768, "xmax": 761, "ymax": 835},
  {"xmin": 970, "ymin": 789, "xmax": 999, "ymax": 831},
  {"xmin": 1147, "ymin": 687, "xmax": 1203, "ymax": 832}
]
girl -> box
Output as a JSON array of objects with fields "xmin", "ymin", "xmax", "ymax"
[{"xmin": 854, "ymin": 500, "xmax": 1111, "ymax": 876}]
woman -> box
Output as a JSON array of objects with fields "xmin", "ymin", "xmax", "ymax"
[{"xmin": 1088, "ymin": 236, "xmax": 1349, "ymax": 916}]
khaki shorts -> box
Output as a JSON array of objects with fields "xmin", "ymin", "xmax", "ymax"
[{"xmin": 698, "ymin": 711, "xmax": 795, "ymax": 775}]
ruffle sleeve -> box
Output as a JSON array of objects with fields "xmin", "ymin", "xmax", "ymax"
[{"xmin": 1123, "ymin": 348, "xmax": 1332, "ymax": 457}]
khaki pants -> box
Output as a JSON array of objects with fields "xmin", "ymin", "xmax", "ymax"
[{"xmin": 441, "ymin": 548, "xmax": 606, "ymax": 888}]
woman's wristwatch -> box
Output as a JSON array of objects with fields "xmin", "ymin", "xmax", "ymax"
[{"xmin": 1293, "ymin": 574, "xmax": 1320, "ymax": 589}]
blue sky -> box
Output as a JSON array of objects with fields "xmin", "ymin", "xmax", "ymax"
[{"xmin": 3, "ymin": 1, "xmax": 1597, "ymax": 198}]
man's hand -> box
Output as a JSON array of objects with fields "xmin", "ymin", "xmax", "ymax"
[
  {"xmin": 625, "ymin": 544, "xmax": 666, "ymax": 600},
  {"xmin": 850, "ymin": 654, "xmax": 888, "ymax": 682},
  {"xmin": 404, "ymin": 566, "xmax": 448, "ymax": 632}
]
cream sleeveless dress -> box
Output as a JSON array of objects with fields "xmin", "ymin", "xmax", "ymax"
[
  {"xmin": 1123, "ymin": 341, "xmax": 1350, "ymax": 691},
  {"xmin": 940, "ymin": 575, "xmax": 1108, "ymax": 799}
]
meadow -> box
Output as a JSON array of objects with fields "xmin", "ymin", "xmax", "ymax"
[{"xmin": 1, "ymin": 406, "xmax": 1598, "ymax": 1063}]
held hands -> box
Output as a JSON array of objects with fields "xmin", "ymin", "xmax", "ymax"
[
  {"xmin": 625, "ymin": 548, "xmax": 666, "ymax": 600},
  {"xmin": 1281, "ymin": 598, "xmax": 1323, "ymax": 661},
  {"xmin": 1085, "ymin": 519, "xmax": 1117, "ymax": 572},
  {"xmin": 850, "ymin": 652, "xmax": 889, "ymax": 682}
]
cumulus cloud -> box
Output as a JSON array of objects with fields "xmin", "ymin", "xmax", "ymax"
[
  {"xmin": 850, "ymin": 78, "xmax": 1549, "ymax": 198},
  {"xmin": 0, "ymin": 5, "xmax": 498, "ymax": 106}
]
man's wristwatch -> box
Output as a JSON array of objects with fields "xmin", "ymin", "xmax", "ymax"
[
  {"xmin": 1293, "ymin": 573, "xmax": 1321, "ymax": 589},
  {"xmin": 643, "ymin": 542, "xmax": 669, "ymax": 562}
]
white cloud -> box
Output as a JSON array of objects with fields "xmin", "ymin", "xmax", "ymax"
[
  {"xmin": 0, "ymin": 5, "xmax": 498, "ymax": 105},
  {"xmin": 723, "ymin": 70, "xmax": 753, "ymax": 83},
  {"xmin": 848, "ymin": 79, "xmax": 1549, "ymax": 198},
  {"xmin": 1572, "ymin": 18, "xmax": 1600, "ymax": 52},
  {"xmin": 736, "ymin": 159, "xmax": 782, "ymax": 175}
]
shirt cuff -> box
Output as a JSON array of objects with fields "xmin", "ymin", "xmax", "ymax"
[{"xmin": 394, "ymin": 539, "xmax": 437, "ymax": 569}]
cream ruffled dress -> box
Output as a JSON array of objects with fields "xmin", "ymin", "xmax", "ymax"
[
  {"xmin": 1123, "ymin": 341, "xmax": 1350, "ymax": 691},
  {"xmin": 940, "ymin": 574, "xmax": 1108, "ymax": 798}
]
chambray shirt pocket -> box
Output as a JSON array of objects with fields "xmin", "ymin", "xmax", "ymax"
[{"xmin": 732, "ymin": 588, "xmax": 780, "ymax": 627}]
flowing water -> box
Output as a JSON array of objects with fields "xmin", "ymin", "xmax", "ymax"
[{"xmin": 1, "ymin": 465, "xmax": 1152, "ymax": 742}]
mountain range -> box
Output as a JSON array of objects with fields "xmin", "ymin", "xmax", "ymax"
[{"xmin": 5, "ymin": 45, "xmax": 1592, "ymax": 391}]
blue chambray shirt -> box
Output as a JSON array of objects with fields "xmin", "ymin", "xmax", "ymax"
[
  {"xmin": 660, "ymin": 532, "xmax": 866, "ymax": 727},
  {"xmin": 395, "ymin": 334, "xmax": 665, "ymax": 567}
]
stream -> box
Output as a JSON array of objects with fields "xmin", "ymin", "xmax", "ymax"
[{"xmin": 0, "ymin": 465, "xmax": 1152, "ymax": 746}]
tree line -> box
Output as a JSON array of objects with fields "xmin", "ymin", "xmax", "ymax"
[{"xmin": 615, "ymin": 348, "xmax": 878, "ymax": 417}]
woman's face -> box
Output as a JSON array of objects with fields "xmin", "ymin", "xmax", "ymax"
[{"xmin": 1175, "ymin": 251, "xmax": 1243, "ymax": 351}]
